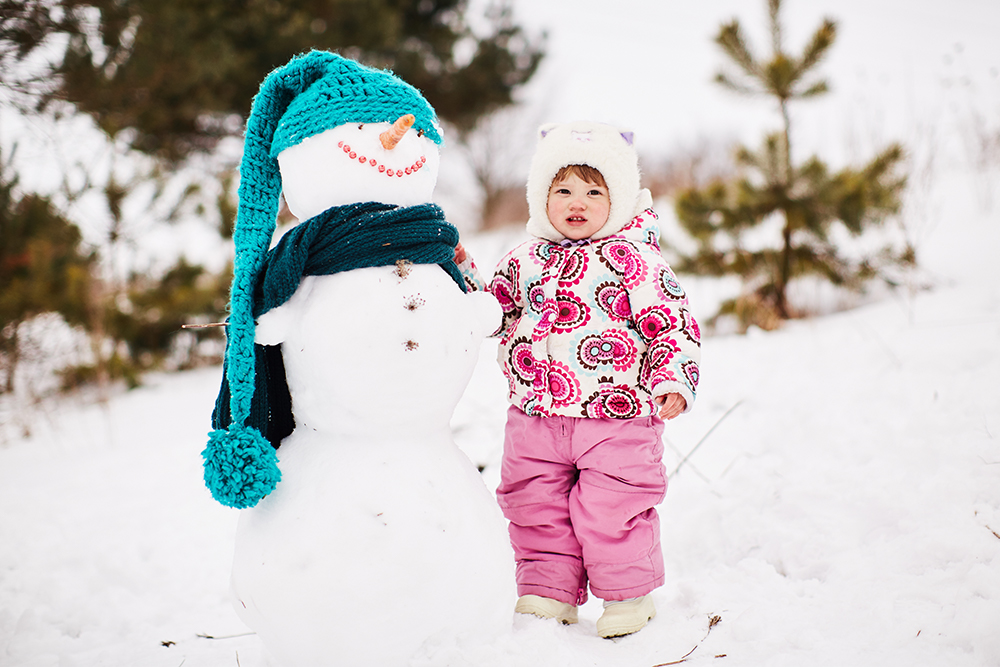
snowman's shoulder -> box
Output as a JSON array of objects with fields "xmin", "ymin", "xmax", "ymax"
[{"xmin": 255, "ymin": 276, "xmax": 318, "ymax": 345}]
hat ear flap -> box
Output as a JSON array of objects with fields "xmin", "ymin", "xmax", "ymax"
[{"xmin": 538, "ymin": 123, "xmax": 558, "ymax": 139}]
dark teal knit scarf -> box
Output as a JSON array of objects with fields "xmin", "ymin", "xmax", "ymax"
[
  {"xmin": 212, "ymin": 200, "xmax": 466, "ymax": 451},
  {"xmin": 253, "ymin": 200, "xmax": 466, "ymax": 317}
]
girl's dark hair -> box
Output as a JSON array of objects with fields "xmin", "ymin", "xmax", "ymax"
[{"xmin": 551, "ymin": 164, "xmax": 608, "ymax": 189}]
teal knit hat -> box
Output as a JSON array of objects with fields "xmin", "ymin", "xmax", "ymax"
[
  {"xmin": 271, "ymin": 54, "xmax": 442, "ymax": 156},
  {"xmin": 203, "ymin": 50, "xmax": 442, "ymax": 509}
]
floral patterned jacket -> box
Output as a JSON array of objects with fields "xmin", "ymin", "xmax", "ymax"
[{"xmin": 489, "ymin": 208, "xmax": 701, "ymax": 419}]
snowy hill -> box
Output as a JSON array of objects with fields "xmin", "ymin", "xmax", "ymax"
[{"xmin": 1, "ymin": 165, "xmax": 997, "ymax": 665}]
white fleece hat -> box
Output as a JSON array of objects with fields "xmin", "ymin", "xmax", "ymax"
[{"xmin": 525, "ymin": 120, "xmax": 652, "ymax": 242}]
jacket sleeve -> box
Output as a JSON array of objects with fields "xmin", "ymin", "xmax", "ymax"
[
  {"xmin": 456, "ymin": 254, "xmax": 488, "ymax": 292},
  {"xmin": 627, "ymin": 244, "xmax": 702, "ymax": 412},
  {"xmin": 487, "ymin": 247, "xmax": 524, "ymax": 338}
]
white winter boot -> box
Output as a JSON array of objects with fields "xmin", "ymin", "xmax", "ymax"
[
  {"xmin": 514, "ymin": 594, "xmax": 579, "ymax": 625},
  {"xmin": 597, "ymin": 595, "xmax": 656, "ymax": 638}
]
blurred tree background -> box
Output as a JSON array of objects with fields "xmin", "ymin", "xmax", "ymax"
[
  {"xmin": 0, "ymin": 0, "xmax": 919, "ymax": 402},
  {"xmin": 0, "ymin": 0, "xmax": 544, "ymax": 398},
  {"xmin": 0, "ymin": 149, "xmax": 94, "ymax": 393},
  {"xmin": 673, "ymin": 0, "xmax": 911, "ymax": 332}
]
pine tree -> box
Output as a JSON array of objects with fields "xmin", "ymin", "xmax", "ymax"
[
  {"xmin": 11, "ymin": 0, "xmax": 544, "ymax": 161},
  {"xmin": 674, "ymin": 0, "xmax": 910, "ymax": 330},
  {"xmin": 0, "ymin": 150, "xmax": 96, "ymax": 392}
]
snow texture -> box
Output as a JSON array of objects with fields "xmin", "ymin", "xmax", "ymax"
[
  {"xmin": 2, "ymin": 1, "xmax": 1000, "ymax": 665},
  {"xmin": 2, "ymin": 164, "xmax": 997, "ymax": 666}
]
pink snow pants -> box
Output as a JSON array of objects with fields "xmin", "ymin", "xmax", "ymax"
[{"xmin": 496, "ymin": 406, "xmax": 667, "ymax": 605}]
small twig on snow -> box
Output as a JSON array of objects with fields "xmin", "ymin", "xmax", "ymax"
[
  {"xmin": 652, "ymin": 614, "xmax": 723, "ymax": 666},
  {"xmin": 671, "ymin": 401, "xmax": 744, "ymax": 477},
  {"xmin": 655, "ymin": 644, "xmax": 699, "ymax": 666},
  {"xmin": 197, "ymin": 631, "xmax": 256, "ymax": 640}
]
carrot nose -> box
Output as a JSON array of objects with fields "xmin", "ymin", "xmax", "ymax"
[{"xmin": 380, "ymin": 114, "xmax": 415, "ymax": 150}]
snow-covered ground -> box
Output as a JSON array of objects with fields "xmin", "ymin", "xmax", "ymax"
[
  {"xmin": 3, "ymin": 2, "xmax": 1000, "ymax": 665},
  {"xmin": 1, "ymin": 161, "xmax": 997, "ymax": 666}
]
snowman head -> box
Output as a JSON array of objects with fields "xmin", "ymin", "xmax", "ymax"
[
  {"xmin": 278, "ymin": 118, "xmax": 442, "ymax": 219},
  {"xmin": 267, "ymin": 53, "xmax": 444, "ymax": 218}
]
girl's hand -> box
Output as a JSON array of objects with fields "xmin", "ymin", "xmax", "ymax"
[
  {"xmin": 454, "ymin": 242, "xmax": 467, "ymax": 264},
  {"xmin": 655, "ymin": 393, "xmax": 687, "ymax": 420}
]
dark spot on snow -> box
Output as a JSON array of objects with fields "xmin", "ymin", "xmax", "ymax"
[
  {"xmin": 404, "ymin": 295, "xmax": 426, "ymax": 311},
  {"xmin": 394, "ymin": 259, "xmax": 413, "ymax": 279}
]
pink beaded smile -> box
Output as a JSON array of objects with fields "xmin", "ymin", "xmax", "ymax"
[{"xmin": 337, "ymin": 141, "xmax": 427, "ymax": 177}]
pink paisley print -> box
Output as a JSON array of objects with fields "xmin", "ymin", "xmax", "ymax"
[
  {"xmin": 525, "ymin": 281, "xmax": 546, "ymax": 314},
  {"xmin": 519, "ymin": 394, "xmax": 551, "ymax": 418},
  {"xmin": 656, "ymin": 267, "xmax": 686, "ymax": 301},
  {"xmin": 680, "ymin": 308, "xmax": 701, "ymax": 345},
  {"xmin": 491, "ymin": 272, "xmax": 517, "ymax": 314},
  {"xmin": 531, "ymin": 243, "xmax": 566, "ymax": 272},
  {"xmin": 594, "ymin": 282, "xmax": 631, "ymax": 321},
  {"xmin": 597, "ymin": 240, "xmax": 648, "ymax": 288},
  {"xmin": 681, "ymin": 359, "xmax": 700, "ymax": 390},
  {"xmin": 508, "ymin": 338, "xmax": 537, "ymax": 387},
  {"xmin": 558, "ymin": 250, "xmax": 588, "ymax": 286},
  {"xmin": 634, "ymin": 305, "xmax": 678, "ymax": 344},
  {"xmin": 639, "ymin": 337, "xmax": 678, "ymax": 389},
  {"xmin": 530, "ymin": 356, "xmax": 550, "ymax": 394},
  {"xmin": 553, "ymin": 290, "xmax": 591, "ymax": 333},
  {"xmin": 532, "ymin": 300, "xmax": 558, "ymax": 341},
  {"xmin": 547, "ymin": 360, "xmax": 582, "ymax": 407},
  {"xmin": 581, "ymin": 381, "xmax": 641, "ymax": 419},
  {"xmin": 576, "ymin": 330, "xmax": 637, "ymax": 372}
]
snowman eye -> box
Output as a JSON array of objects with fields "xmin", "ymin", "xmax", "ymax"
[
  {"xmin": 417, "ymin": 129, "xmax": 424, "ymax": 138},
  {"xmin": 358, "ymin": 123, "xmax": 364, "ymax": 130}
]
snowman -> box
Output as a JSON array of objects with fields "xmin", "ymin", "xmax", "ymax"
[{"xmin": 202, "ymin": 51, "xmax": 514, "ymax": 666}]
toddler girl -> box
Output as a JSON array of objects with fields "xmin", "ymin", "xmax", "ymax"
[{"xmin": 489, "ymin": 121, "xmax": 701, "ymax": 638}]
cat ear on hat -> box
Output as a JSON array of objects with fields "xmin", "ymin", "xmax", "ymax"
[{"xmin": 538, "ymin": 123, "xmax": 558, "ymax": 139}]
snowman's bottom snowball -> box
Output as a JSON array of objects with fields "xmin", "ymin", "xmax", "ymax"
[{"xmin": 230, "ymin": 430, "xmax": 515, "ymax": 667}]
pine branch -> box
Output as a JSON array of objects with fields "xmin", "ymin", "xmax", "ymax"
[
  {"xmin": 768, "ymin": 0, "xmax": 783, "ymax": 54},
  {"xmin": 796, "ymin": 19, "xmax": 837, "ymax": 76},
  {"xmin": 795, "ymin": 79, "xmax": 829, "ymax": 99},
  {"xmin": 715, "ymin": 20, "xmax": 760, "ymax": 81},
  {"xmin": 714, "ymin": 72, "xmax": 761, "ymax": 97}
]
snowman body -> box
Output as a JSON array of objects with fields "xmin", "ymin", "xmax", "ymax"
[{"xmin": 228, "ymin": 125, "xmax": 514, "ymax": 665}]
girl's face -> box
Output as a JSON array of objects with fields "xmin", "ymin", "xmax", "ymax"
[{"xmin": 546, "ymin": 173, "xmax": 611, "ymax": 241}]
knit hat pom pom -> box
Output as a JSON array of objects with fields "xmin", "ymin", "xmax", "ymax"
[{"xmin": 203, "ymin": 425, "xmax": 282, "ymax": 509}]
